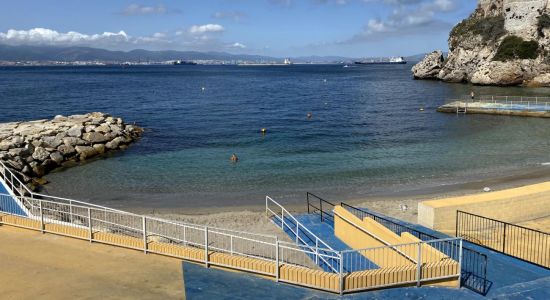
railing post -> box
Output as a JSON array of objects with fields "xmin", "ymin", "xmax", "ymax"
[
  {"xmin": 455, "ymin": 211, "xmax": 459, "ymax": 237},
  {"xmin": 230, "ymin": 235, "xmax": 234, "ymax": 255},
  {"xmin": 88, "ymin": 207, "xmax": 92, "ymax": 242},
  {"xmin": 142, "ymin": 216, "xmax": 147, "ymax": 254},
  {"xmin": 38, "ymin": 200, "xmax": 45, "ymax": 233},
  {"xmin": 69, "ymin": 200, "xmax": 73, "ymax": 223},
  {"xmin": 339, "ymin": 252, "xmax": 344, "ymax": 295},
  {"xmin": 458, "ymin": 239, "xmax": 463, "ymax": 287},
  {"xmin": 275, "ymin": 239, "xmax": 280, "ymax": 282},
  {"xmin": 306, "ymin": 193, "xmax": 310, "ymax": 214},
  {"xmin": 416, "ymin": 242, "xmax": 422, "ymax": 287},
  {"xmin": 205, "ymin": 227, "xmax": 209, "ymax": 267},
  {"xmin": 296, "ymin": 222, "xmax": 299, "ymax": 243},
  {"xmin": 315, "ymin": 239, "xmax": 319, "ymax": 265},
  {"xmin": 502, "ymin": 223, "xmax": 507, "ymax": 253},
  {"xmin": 320, "ymin": 198, "xmax": 323, "ymax": 222},
  {"xmin": 281, "ymin": 208, "xmax": 284, "ymax": 230}
]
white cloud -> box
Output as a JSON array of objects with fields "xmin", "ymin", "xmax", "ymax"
[
  {"xmin": 188, "ymin": 24, "xmax": 225, "ymax": 34},
  {"xmin": 0, "ymin": 27, "xmax": 235, "ymax": 52},
  {"xmin": 0, "ymin": 28, "xmax": 129, "ymax": 46},
  {"xmin": 230, "ymin": 42, "xmax": 247, "ymax": 49},
  {"xmin": 213, "ymin": 11, "xmax": 247, "ymax": 22},
  {"xmin": 122, "ymin": 4, "xmax": 168, "ymax": 16},
  {"xmin": 345, "ymin": 0, "xmax": 459, "ymax": 43}
]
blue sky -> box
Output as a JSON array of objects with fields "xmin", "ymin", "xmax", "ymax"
[{"xmin": 0, "ymin": 0, "xmax": 477, "ymax": 57}]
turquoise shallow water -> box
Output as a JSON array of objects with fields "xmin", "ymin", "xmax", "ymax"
[{"xmin": 1, "ymin": 64, "xmax": 550, "ymax": 208}]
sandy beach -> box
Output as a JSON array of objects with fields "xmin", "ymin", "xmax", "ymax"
[{"xmin": 139, "ymin": 169, "xmax": 550, "ymax": 237}]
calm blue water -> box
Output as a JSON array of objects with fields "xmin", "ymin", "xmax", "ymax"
[{"xmin": 1, "ymin": 65, "xmax": 550, "ymax": 209}]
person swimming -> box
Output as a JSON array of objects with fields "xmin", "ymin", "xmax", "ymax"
[{"xmin": 230, "ymin": 153, "xmax": 239, "ymax": 162}]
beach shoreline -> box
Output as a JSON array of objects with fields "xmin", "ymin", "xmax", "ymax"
[{"xmin": 116, "ymin": 165, "xmax": 550, "ymax": 237}]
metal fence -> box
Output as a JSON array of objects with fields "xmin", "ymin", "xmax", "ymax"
[
  {"xmin": 445, "ymin": 95, "xmax": 550, "ymax": 112},
  {"xmin": 456, "ymin": 210, "xmax": 549, "ymax": 269},
  {"xmin": 306, "ymin": 192, "xmax": 335, "ymax": 225},
  {"xmin": 337, "ymin": 202, "xmax": 490, "ymax": 295},
  {"xmin": 0, "ymin": 160, "xmax": 465, "ymax": 294},
  {"xmin": 266, "ymin": 195, "xmax": 340, "ymax": 273}
]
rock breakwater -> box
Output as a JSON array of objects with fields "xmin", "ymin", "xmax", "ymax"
[{"xmin": 0, "ymin": 112, "xmax": 142, "ymax": 189}]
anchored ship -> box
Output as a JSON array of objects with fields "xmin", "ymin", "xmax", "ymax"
[
  {"xmin": 354, "ymin": 57, "xmax": 407, "ymax": 65},
  {"xmin": 173, "ymin": 60, "xmax": 197, "ymax": 65}
]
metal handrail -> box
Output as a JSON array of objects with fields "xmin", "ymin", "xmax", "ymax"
[
  {"xmin": 266, "ymin": 196, "xmax": 335, "ymax": 251},
  {"xmin": 306, "ymin": 192, "xmax": 335, "ymax": 223}
]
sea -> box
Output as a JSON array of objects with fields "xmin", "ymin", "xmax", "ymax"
[{"xmin": 1, "ymin": 64, "xmax": 550, "ymax": 209}]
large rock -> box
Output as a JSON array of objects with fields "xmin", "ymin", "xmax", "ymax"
[
  {"xmin": 32, "ymin": 147, "xmax": 51, "ymax": 161},
  {"xmin": 57, "ymin": 144, "xmax": 76, "ymax": 156},
  {"xmin": 75, "ymin": 146, "xmax": 97, "ymax": 160},
  {"xmin": 50, "ymin": 152, "xmax": 64, "ymax": 165},
  {"xmin": 83, "ymin": 132, "xmax": 108, "ymax": 143},
  {"xmin": 67, "ymin": 126, "xmax": 83, "ymax": 137},
  {"xmin": 63, "ymin": 137, "xmax": 87, "ymax": 147},
  {"xmin": 41, "ymin": 136, "xmax": 63, "ymax": 148},
  {"xmin": 412, "ymin": 51, "xmax": 445, "ymax": 79},
  {"xmin": 414, "ymin": 0, "xmax": 550, "ymax": 86},
  {"xmin": 471, "ymin": 60, "xmax": 537, "ymax": 86}
]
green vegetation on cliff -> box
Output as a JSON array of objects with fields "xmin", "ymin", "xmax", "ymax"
[
  {"xmin": 493, "ymin": 36, "xmax": 540, "ymax": 61},
  {"xmin": 449, "ymin": 15, "xmax": 505, "ymax": 48}
]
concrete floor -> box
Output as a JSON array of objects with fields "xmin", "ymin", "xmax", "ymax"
[{"xmin": 0, "ymin": 226, "xmax": 185, "ymax": 300}]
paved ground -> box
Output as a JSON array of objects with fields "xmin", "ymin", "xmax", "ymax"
[{"xmin": 0, "ymin": 226, "xmax": 185, "ymax": 300}]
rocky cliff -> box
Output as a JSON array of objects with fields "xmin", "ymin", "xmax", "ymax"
[{"xmin": 413, "ymin": 0, "xmax": 550, "ymax": 86}]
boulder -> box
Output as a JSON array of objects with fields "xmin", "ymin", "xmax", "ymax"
[
  {"xmin": 75, "ymin": 146, "xmax": 97, "ymax": 160},
  {"xmin": 83, "ymin": 132, "xmax": 108, "ymax": 144},
  {"xmin": 41, "ymin": 159, "xmax": 57, "ymax": 172},
  {"xmin": 32, "ymin": 164, "xmax": 45, "ymax": 177},
  {"xmin": 50, "ymin": 152, "xmax": 64, "ymax": 164},
  {"xmin": 106, "ymin": 136, "xmax": 125, "ymax": 149},
  {"xmin": 93, "ymin": 144, "xmax": 106, "ymax": 154},
  {"xmin": 41, "ymin": 136, "xmax": 63, "ymax": 148},
  {"xmin": 412, "ymin": 51, "xmax": 445, "ymax": 79},
  {"xmin": 67, "ymin": 126, "xmax": 83, "ymax": 137},
  {"xmin": 32, "ymin": 147, "xmax": 51, "ymax": 161},
  {"xmin": 8, "ymin": 147, "xmax": 30, "ymax": 158},
  {"xmin": 57, "ymin": 144, "xmax": 76, "ymax": 156},
  {"xmin": 63, "ymin": 137, "xmax": 87, "ymax": 147},
  {"xmin": 94, "ymin": 124, "xmax": 111, "ymax": 134}
]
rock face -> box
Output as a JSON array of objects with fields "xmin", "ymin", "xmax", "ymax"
[
  {"xmin": 0, "ymin": 112, "xmax": 143, "ymax": 188},
  {"xmin": 413, "ymin": 0, "xmax": 550, "ymax": 86},
  {"xmin": 412, "ymin": 51, "xmax": 445, "ymax": 79}
]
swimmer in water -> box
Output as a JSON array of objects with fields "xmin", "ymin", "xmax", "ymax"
[
  {"xmin": 307, "ymin": 112, "xmax": 312, "ymax": 119},
  {"xmin": 230, "ymin": 153, "xmax": 239, "ymax": 162}
]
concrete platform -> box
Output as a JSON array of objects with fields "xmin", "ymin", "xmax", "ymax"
[{"xmin": 0, "ymin": 226, "xmax": 185, "ymax": 299}]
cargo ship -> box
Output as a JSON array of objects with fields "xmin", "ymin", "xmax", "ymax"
[
  {"xmin": 354, "ymin": 57, "xmax": 407, "ymax": 65},
  {"xmin": 173, "ymin": 60, "xmax": 197, "ymax": 65}
]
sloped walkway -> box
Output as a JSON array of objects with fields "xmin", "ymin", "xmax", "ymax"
[{"xmin": 279, "ymin": 207, "xmax": 550, "ymax": 298}]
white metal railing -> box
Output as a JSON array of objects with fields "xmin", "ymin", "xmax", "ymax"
[
  {"xmin": 445, "ymin": 95, "xmax": 550, "ymax": 112},
  {"xmin": 265, "ymin": 196, "xmax": 340, "ymax": 273},
  {"xmin": 0, "ymin": 160, "xmax": 464, "ymax": 294}
]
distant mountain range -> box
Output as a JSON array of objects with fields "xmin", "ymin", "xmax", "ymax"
[
  {"xmin": 0, "ymin": 44, "xmax": 355, "ymax": 63},
  {"xmin": 0, "ymin": 44, "xmax": 431, "ymax": 64}
]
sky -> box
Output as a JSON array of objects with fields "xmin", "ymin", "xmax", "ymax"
[{"xmin": 0, "ymin": 0, "xmax": 477, "ymax": 57}]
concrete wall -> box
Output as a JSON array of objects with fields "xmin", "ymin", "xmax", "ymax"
[{"xmin": 418, "ymin": 182, "xmax": 550, "ymax": 234}]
